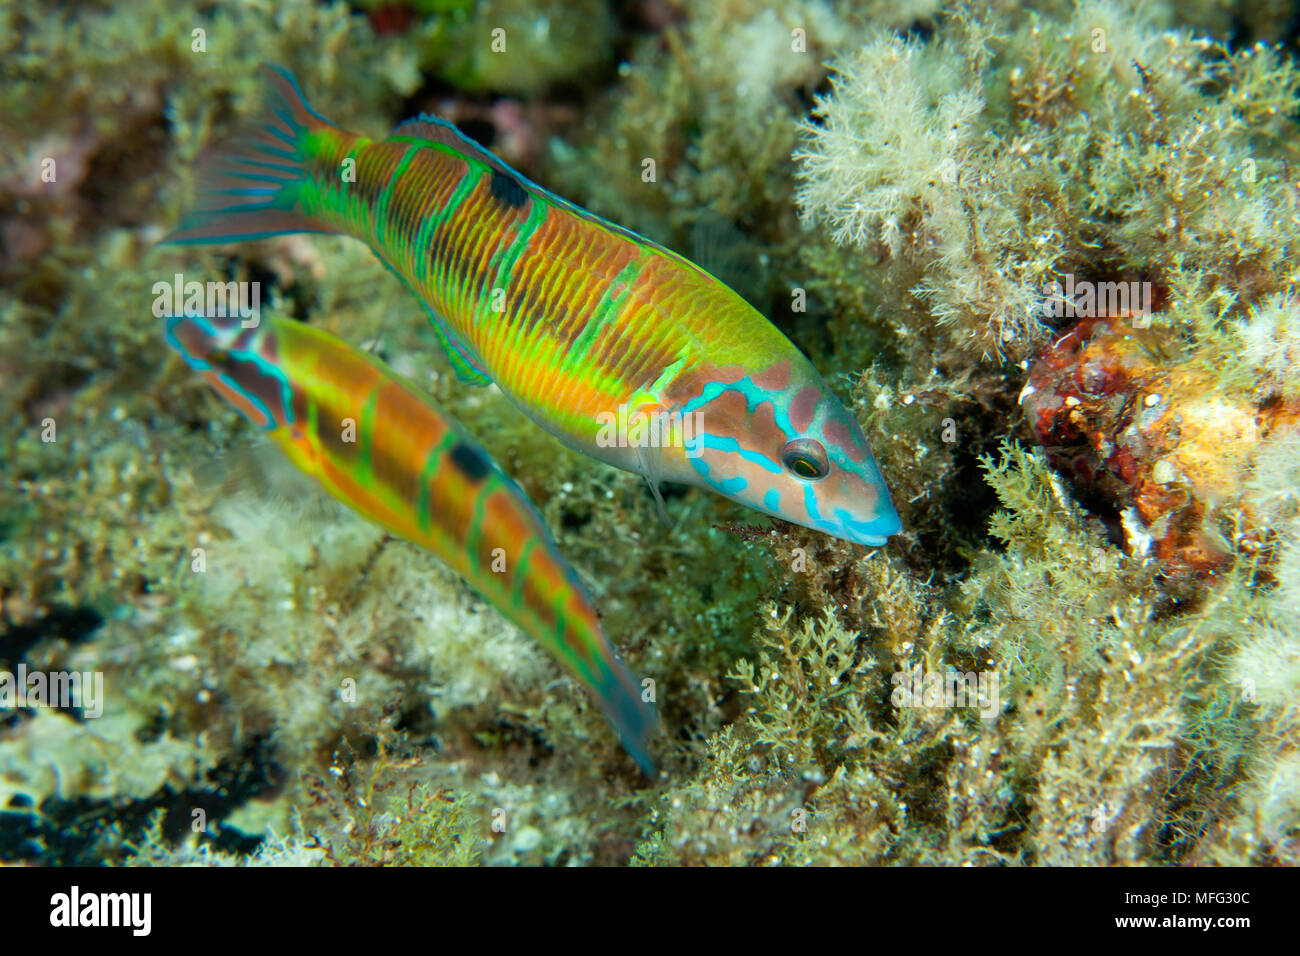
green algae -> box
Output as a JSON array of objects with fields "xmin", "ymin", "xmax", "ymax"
[{"xmin": 2, "ymin": 0, "xmax": 1299, "ymax": 867}]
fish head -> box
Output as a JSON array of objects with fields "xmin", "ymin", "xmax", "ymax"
[
  {"xmin": 164, "ymin": 311, "xmax": 291, "ymax": 432},
  {"xmin": 665, "ymin": 357, "xmax": 901, "ymax": 546}
]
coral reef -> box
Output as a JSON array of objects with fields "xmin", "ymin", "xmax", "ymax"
[{"xmin": 3, "ymin": 0, "xmax": 1299, "ymax": 866}]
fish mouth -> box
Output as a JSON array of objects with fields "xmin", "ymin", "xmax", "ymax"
[
  {"xmin": 832, "ymin": 504, "xmax": 902, "ymax": 547},
  {"xmin": 848, "ymin": 531, "xmax": 893, "ymax": 547}
]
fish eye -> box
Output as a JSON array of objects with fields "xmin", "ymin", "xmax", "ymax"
[{"xmin": 781, "ymin": 438, "xmax": 830, "ymax": 481}]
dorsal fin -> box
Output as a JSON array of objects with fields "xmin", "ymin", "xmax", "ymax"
[
  {"xmin": 391, "ymin": 115, "xmax": 523, "ymax": 180},
  {"xmin": 389, "ymin": 115, "xmax": 717, "ymax": 280}
]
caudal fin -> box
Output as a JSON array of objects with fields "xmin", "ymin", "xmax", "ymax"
[{"xmin": 164, "ymin": 65, "xmax": 342, "ymax": 244}]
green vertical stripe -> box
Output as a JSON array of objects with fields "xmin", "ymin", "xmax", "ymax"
[
  {"xmin": 374, "ymin": 143, "xmax": 418, "ymax": 248},
  {"xmin": 510, "ymin": 537, "xmax": 540, "ymax": 611},
  {"xmin": 481, "ymin": 194, "xmax": 548, "ymax": 312},
  {"xmin": 307, "ymin": 396, "xmax": 320, "ymax": 447},
  {"xmin": 464, "ymin": 475, "xmax": 494, "ymax": 570},
  {"xmin": 356, "ymin": 386, "xmax": 381, "ymax": 486},
  {"xmin": 569, "ymin": 255, "xmax": 645, "ymax": 364},
  {"xmin": 414, "ymin": 165, "xmax": 481, "ymax": 284},
  {"xmin": 415, "ymin": 430, "xmax": 459, "ymax": 533}
]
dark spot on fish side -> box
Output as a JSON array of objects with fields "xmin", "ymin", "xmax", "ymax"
[
  {"xmin": 449, "ymin": 441, "xmax": 492, "ymax": 483},
  {"xmin": 490, "ymin": 167, "xmax": 528, "ymax": 209}
]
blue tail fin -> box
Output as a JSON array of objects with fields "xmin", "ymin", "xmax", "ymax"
[{"xmin": 163, "ymin": 65, "xmax": 341, "ymax": 245}]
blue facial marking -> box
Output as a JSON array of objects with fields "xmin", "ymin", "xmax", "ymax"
[
  {"xmin": 165, "ymin": 314, "xmax": 293, "ymax": 430},
  {"xmin": 678, "ymin": 374, "xmax": 896, "ymax": 545},
  {"xmin": 681, "ymin": 377, "xmax": 797, "ymax": 438},
  {"xmin": 834, "ymin": 506, "xmax": 901, "ymax": 539},
  {"xmin": 691, "ymin": 434, "xmax": 781, "ymax": 474},
  {"xmin": 218, "ymin": 370, "xmax": 277, "ymax": 429},
  {"xmin": 803, "ymin": 482, "xmax": 823, "ymax": 522},
  {"xmin": 715, "ymin": 475, "xmax": 748, "ymax": 494},
  {"xmin": 682, "ymin": 378, "xmax": 794, "ymax": 497}
]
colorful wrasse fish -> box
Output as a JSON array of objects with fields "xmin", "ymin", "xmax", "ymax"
[
  {"xmin": 165, "ymin": 310, "xmax": 657, "ymax": 773},
  {"xmin": 166, "ymin": 66, "xmax": 901, "ymax": 546}
]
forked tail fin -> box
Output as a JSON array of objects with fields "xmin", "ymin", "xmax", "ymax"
[{"xmin": 163, "ymin": 65, "xmax": 343, "ymax": 244}]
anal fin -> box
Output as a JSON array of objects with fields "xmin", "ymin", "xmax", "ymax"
[
  {"xmin": 428, "ymin": 316, "xmax": 491, "ymax": 386},
  {"xmin": 369, "ymin": 243, "xmax": 493, "ymax": 387}
]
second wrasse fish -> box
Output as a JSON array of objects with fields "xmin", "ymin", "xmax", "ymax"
[
  {"xmin": 166, "ymin": 67, "xmax": 901, "ymax": 546},
  {"xmin": 165, "ymin": 311, "xmax": 657, "ymax": 773}
]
